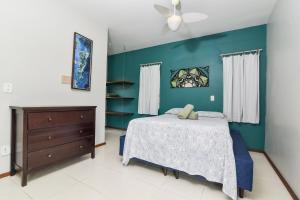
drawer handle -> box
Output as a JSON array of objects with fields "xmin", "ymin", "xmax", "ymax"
[
  {"xmin": 47, "ymin": 154, "xmax": 52, "ymax": 158},
  {"xmin": 79, "ymin": 145, "xmax": 84, "ymax": 149},
  {"xmin": 48, "ymin": 117, "xmax": 52, "ymax": 122},
  {"xmin": 48, "ymin": 136, "xmax": 52, "ymax": 140},
  {"xmin": 79, "ymin": 130, "xmax": 83, "ymax": 134},
  {"xmin": 80, "ymin": 115, "xmax": 84, "ymax": 119}
]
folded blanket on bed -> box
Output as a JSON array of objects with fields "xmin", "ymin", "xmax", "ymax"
[
  {"xmin": 188, "ymin": 111, "xmax": 198, "ymax": 120},
  {"xmin": 177, "ymin": 104, "xmax": 194, "ymax": 119}
]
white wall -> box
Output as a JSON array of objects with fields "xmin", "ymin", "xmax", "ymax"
[
  {"xmin": 0, "ymin": 0, "xmax": 108, "ymax": 174},
  {"xmin": 266, "ymin": 0, "xmax": 300, "ymax": 197}
]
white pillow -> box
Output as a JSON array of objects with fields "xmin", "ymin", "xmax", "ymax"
[
  {"xmin": 197, "ymin": 111, "xmax": 225, "ymax": 118},
  {"xmin": 165, "ymin": 108, "xmax": 183, "ymax": 115}
]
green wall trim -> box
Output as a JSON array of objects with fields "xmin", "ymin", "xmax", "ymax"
[{"xmin": 107, "ymin": 25, "xmax": 267, "ymax": 150}]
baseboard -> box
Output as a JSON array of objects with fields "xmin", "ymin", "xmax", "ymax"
[
  {"xmin": 105, "ymin": 126, "xmax": 127, "ymax": 131},
  {"xmin": 249, "ymin": 150, "xmax": 298, "ymax": 199},
  {"xmin": 95, "ymin": 142, "xmax": 106, "ymax": 148},
  {"xmin": 249, "ymin": 149, "xmax": 265, "ymax": 153},
  {"xmin": 0, "ymin": 172, "xmax": 10, "ymax": 179},
  {"xmin": 263, "ymin": 152, "xmax": 299, "ymax": 200}
]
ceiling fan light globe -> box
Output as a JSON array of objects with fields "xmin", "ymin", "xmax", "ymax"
[
  {"xmin": 167, "ymin": 15, "xmax": 182, "ymax": 31},
  {"xmin": 172, "ymin": 0, "xmax": 180, "ymax": 6}
]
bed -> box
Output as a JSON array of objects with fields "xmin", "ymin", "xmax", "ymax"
[{"xmin": 122, "ymin": 112, "xmax": 237, "ymax": 200}]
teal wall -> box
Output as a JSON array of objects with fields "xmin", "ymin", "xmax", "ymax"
[{"xmin": 107, "ymin": 25, "xmax": 267, "ymax": 150}]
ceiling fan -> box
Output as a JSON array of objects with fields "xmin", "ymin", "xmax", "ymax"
[{"xmin": 154, "ymin": 0, "xmax": 208, "ymax": 32}]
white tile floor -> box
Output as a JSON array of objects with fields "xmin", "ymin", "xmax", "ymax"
[{"xmin": 0, "ymin": 128, "xmax": 293, "ymax": 200}]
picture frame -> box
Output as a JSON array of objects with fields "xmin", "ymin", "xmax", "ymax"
[
  {"xmin": 170, "ymin": 66, "xmax": 209, "ymax": 88},
  {"xmin": 71, "ymin": 32, "xmax": 93, "ymax": 91}
]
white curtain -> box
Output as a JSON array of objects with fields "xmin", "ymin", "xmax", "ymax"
[
  {"xmin": 138, "ymin": 64, "xmax": 160, "ymax": 115},
  {"xmin": 223, "ymin": 52, "xmax": 260, "ymax": 124}
]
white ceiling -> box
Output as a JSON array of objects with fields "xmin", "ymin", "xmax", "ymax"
[{"xmin": 61, "ymin": 0, "xmax": 277, "ymax": 55}]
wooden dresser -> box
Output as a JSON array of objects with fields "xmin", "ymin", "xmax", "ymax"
[{"xmin": 10, "ymin": 106, "xmax": 96, "ymax": 186}]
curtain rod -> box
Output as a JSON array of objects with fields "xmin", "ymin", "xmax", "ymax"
[
  {"xmin": 140, "ymin": 62, "xmax": 162, "ymax": 67},
  {"xmin": 220, "ymin": 49, "xmax": 263, "ymax": 57}
]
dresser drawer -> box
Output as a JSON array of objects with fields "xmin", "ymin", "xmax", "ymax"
[
  {"xmin": 28, "ymin": 138, "xmax": 93, "ymax": 171},
  {"xmin": 27, "ymin": 110, "xmax": 94, "ymax": 130},
  {"xmin": 28, "ymin": 126, "xmax": 94, "ymax": 152}
]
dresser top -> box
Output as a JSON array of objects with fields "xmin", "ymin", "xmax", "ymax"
[{"xmin": 10, "ymin": 106, "xmax": 97, "ymax": 111}]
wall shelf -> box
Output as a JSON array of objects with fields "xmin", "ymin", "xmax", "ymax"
[
  {"xmin": 106, "ymin": 80, "xmax": 134, "ymax": 86},
  {"xmin": 106, "ymin": 111, "xmax": 134, "ymax": 116},
  {"xmin": 106, "ymin": 79, "xmax": 134, "ymax": 129}
]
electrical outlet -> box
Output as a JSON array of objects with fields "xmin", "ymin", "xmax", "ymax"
[
  {"xmin": 3, "ymin": 82, "xmax": 13, "ymax": 93},
  {"xmin": 1, "ymin": 145, "xmax": 11, "ymax": 156},
  {"xmin": 210, "ymin": 95, "xmax": 215, "ymax": 102}
]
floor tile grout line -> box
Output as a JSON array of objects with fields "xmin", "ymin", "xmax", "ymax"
[
  {"xmin": 18, "ymin": 173, "xmax": 79, "ymax": 200},
  {"xmin": 78, "ymin": 178, "xmax": 118, "ymax": 200},
  {"xmin": 4, "ymin": 178, "xmax": 35, "ymax": 200},
  {"xmin": 60, "ymin": 163, "xmax": 119, "ymax": 200}
]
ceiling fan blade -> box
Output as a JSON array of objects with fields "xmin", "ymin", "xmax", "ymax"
[
  {"xmin": 182, "ymin": 12, "xmax": 208, "ymax": 23},
  {"xmin": 154, "ymin": 4, "xmax": 172, "ymax": 18}
]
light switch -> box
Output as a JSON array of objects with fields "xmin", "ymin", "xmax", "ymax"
[
  {"xmin": 61, "ymin": 75, "xmax": 71, "ymax": 84},
  {"xmin": 210, "ymin": 95, "xmax": 215, "ymax": 102},
  {"xmin": 3, "ymin": 82, "xmax": 13, "ymax": 93}
]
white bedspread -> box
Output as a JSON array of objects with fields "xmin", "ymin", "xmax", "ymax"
[{"xmin": 123, "ymin": 114, "xmax": 237, "ymax": 199}]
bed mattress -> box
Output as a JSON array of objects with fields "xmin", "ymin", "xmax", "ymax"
[{"xmin": 123, "ymin": 114, "xmax": 237, "ymax": 199}]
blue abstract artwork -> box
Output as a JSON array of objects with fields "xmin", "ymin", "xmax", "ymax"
[{"xmin": 71, "ymin": 33, "xmax": 93, "ymax": 90}]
